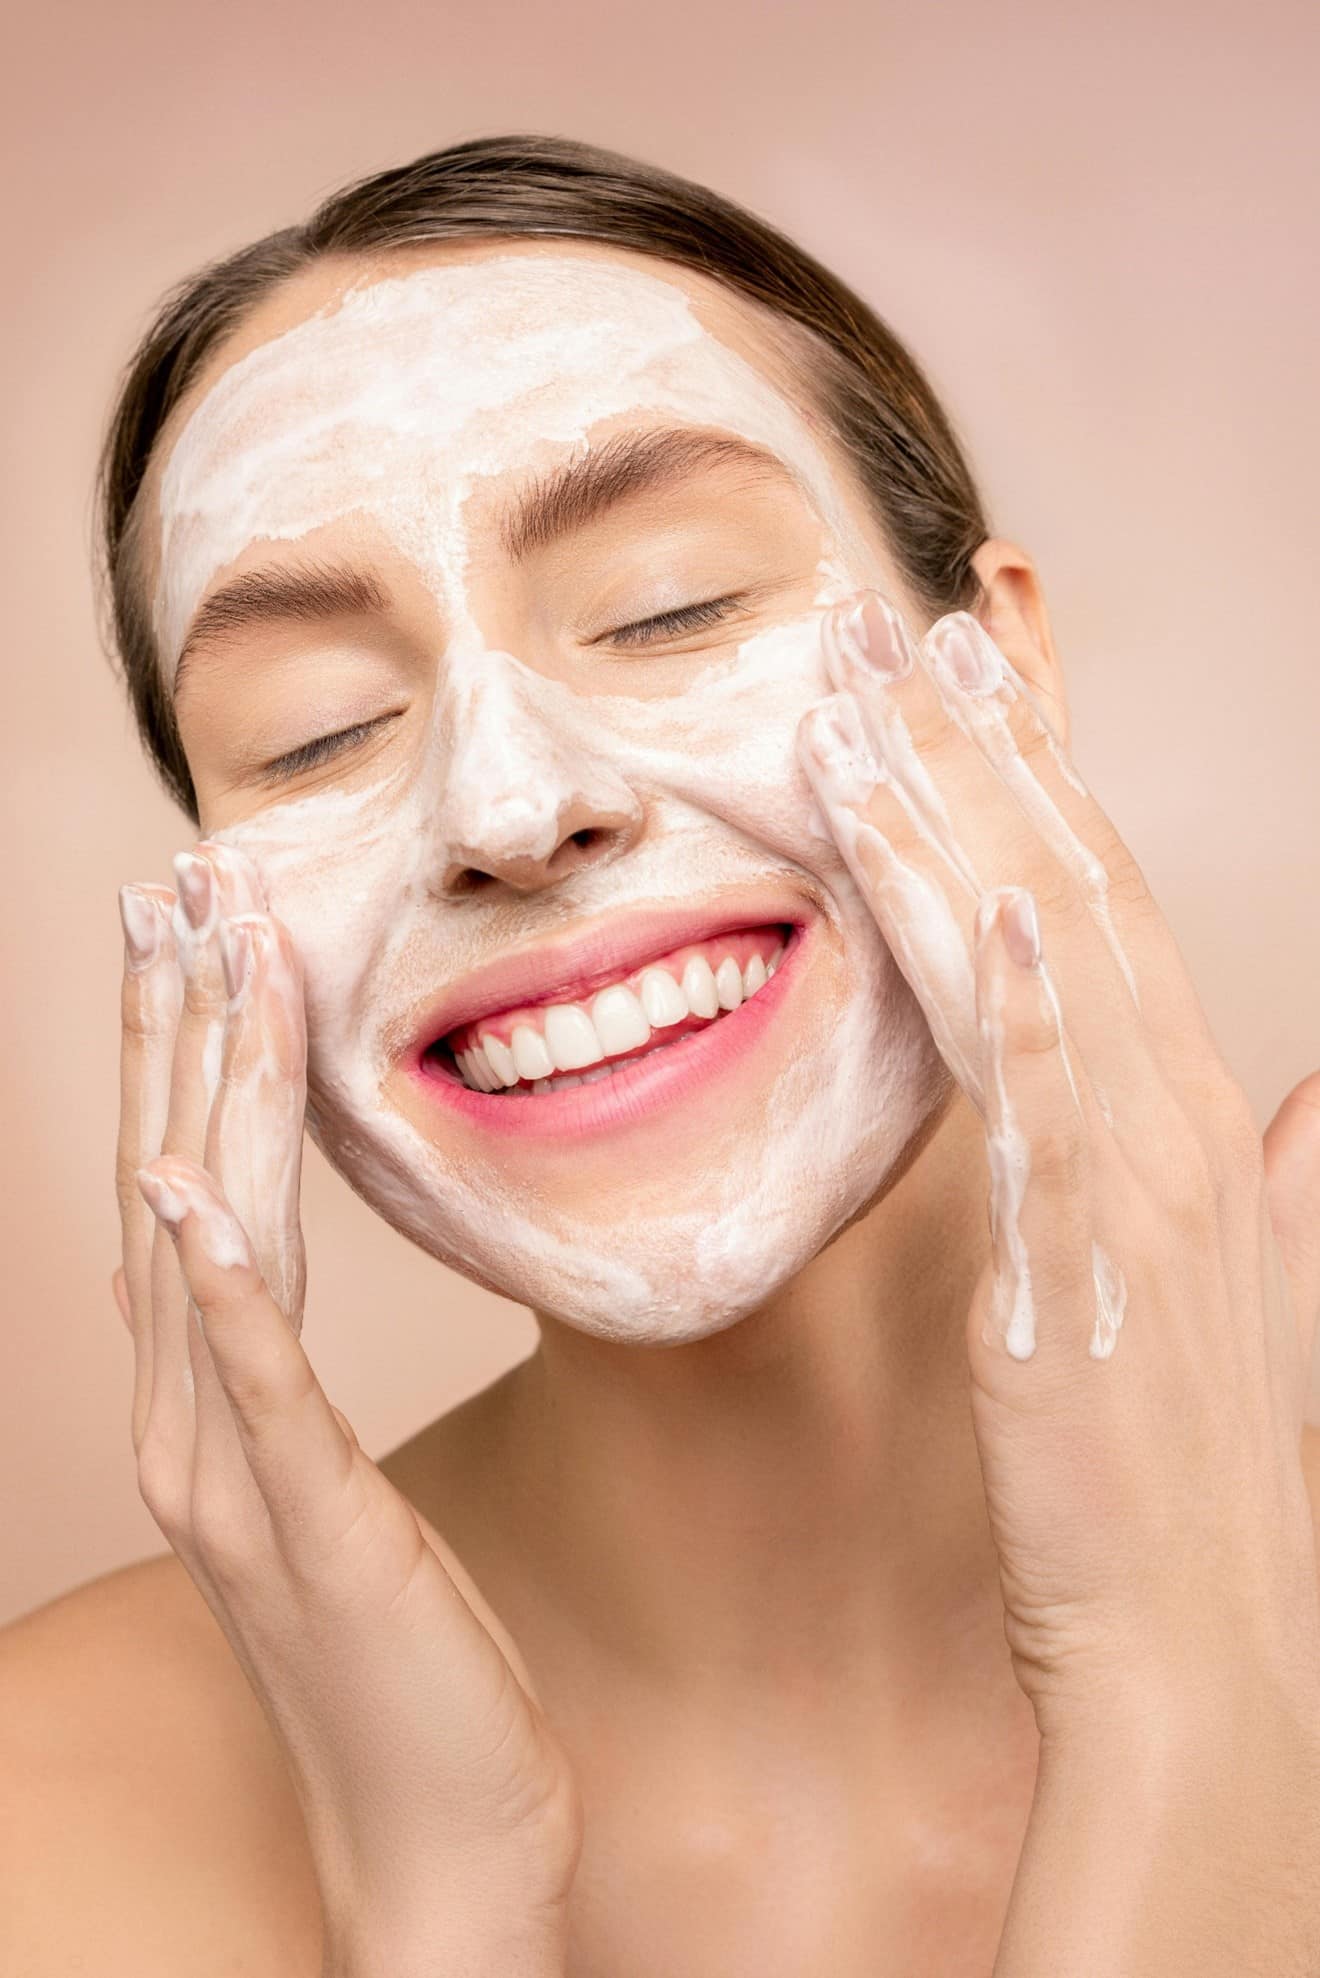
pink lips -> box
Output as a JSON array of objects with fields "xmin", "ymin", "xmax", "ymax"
[
  {"xmin": 444, "ymin": 925, "xmax": 785, "ymax": 1066},
  {"xmin": 405, "ymin": 896, "xmax": 808, "ymax": 1061},
  {"xmin": 413, "ymin": 922, "xmax": 806, "ymax": 1140}
]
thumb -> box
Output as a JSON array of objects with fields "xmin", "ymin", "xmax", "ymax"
[
  {"xmin": 1262, "ymin": 1068, "xmax": 1320, "ymax": 1369},
  {"xmin": 111, "ymin": 1266, "xmax": 132, "ymax": 1333}
]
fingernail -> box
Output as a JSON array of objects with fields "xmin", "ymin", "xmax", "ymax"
[
  {"xmin": 930, "ymin": 614, "xmax": 1003, "ymax": 695},
  {"xmin": 219, "ymin": 918, "xmax": 252, "ymax": 1001},
  {"xmin": 136, "ymin": 1165, "xmax": 189, "ymax": 1225},
  {"xmin": 1000, "ymin": 888, "xmax": 1041, "ymax": 969},
  {"xmin": 197, "ymin": 840, "xmax": 266, "ymax": 914},
  {"xmin": 798, "ymin": 693, "xmax": 883, "ymax": 803},
  {"xmin": 172, "ymin": 852, "xmax": 215, "ymax": 932},
  {"xmin": 830, "ymin": 592, "xmax": 915, "ymax": 683},
  {"xmin": 118, "ymin": 886, "xmax": 160, "ymax": 970}
]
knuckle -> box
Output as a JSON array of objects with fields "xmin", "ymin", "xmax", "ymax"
[
  {"xmin": 1013, "ymin": 716, "xmax": 1059, "ymax": 777},
  {"xmin": 915, "ymin": 704, "xmax": 968, "ymax": 774},
  {"xmin": 215, "ymin": 1330, "xmax": 312, "ymax": 1430},
  {"xmin": 114, "ymin": 1174, "xmax": 143, "ymax": 1227},
  {"xmin": 1177, "ymin": 1059, "xmax": 1261, "ymax": 1168},
  {"xmin": 119, "ymin": 999, "xmax": 156, "ymax": 1043},
  {"xmin": 180, "ymin": 979, "xmax": 224, "ymax": 1022},
  {"xmin": 1008, "ymin": 861, "xmax": 1086, "ymax": 943},
  {"xmin": 1210, "ymin": 1082, "xmax": 1264, "ymax": 1175},
  {"xmin": 114, "ymin": 1154, "xmax": 154, "ymax": 1215},
  {"xmin": 1156, "ymin": 1121, "xmax": 1218, "ymax": 1230},
  {"xmin": 135, "ymin": 1437, "xmax": 189, "ymax": 1539},
  {"xmin": 1027, "ymin": 1117, "xmax": 1089, "ymax": 1197},
  {"xmin": 1093, "ymin": 821, "xmax": 1152, "ymax": 913},
  {"xmin": 189, "ymin": 1487, "xmax": 257, "ymax": 1578},
  {"xmin": 992, "ymin": 989, "xmax": 1059, "ymax": 1061}
]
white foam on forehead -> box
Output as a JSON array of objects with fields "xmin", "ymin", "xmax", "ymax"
[{"xmin": 154, "ymin": 252, "xmax": 861, "ymax": 673}]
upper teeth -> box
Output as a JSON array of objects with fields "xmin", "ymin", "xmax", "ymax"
[{"xmin": 454, "ymin": 941, "xmax": 785, "ymax": 1093}]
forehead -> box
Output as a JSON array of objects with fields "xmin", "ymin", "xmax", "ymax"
[{"xmin": 150, "ymin": 240, "xmax": 853, "ymax": 668}]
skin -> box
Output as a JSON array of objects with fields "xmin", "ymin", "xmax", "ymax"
[
  {"xmin": 3, "ymin": 240, "xmax": 1320, "ymax": 1976},
  {"xmin": 143, "ymin": 242, "xmax": 948, "ymax": 1341}
]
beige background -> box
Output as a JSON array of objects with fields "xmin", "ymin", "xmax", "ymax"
[{"xmin": 3, "ymin": 0, "xmax": 1317, "ymax": 1627}]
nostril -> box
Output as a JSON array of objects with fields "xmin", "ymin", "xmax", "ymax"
[
  {"xmin": 447, "ymin": 867, "xmax": 497, "ymax": 898},
  {"xmin": 546, "ymin": 827, "xmax": 610, "ymax": 879}
]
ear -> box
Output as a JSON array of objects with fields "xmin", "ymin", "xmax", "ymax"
[{"xmin": 968, "ymin": 538, "xmax": 1071, "ymax": 752}]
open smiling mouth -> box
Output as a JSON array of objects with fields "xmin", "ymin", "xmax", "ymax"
[{"xmin": 421, "ymin": 922, "xmax": 797, "ymax": 1098}]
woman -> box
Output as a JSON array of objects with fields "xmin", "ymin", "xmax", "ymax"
[{"xmin": 4, "ymin": 133, "xmax": 1320, "ymax": 1974}]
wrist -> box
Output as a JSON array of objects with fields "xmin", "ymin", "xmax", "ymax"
[
  {"xmin": 997, "ymin": 1689, "xmax": 1320, "ymax": 1976},
  {"xmin": 1030, "ymin": 1619, "xmax": 1320, "ymax": 1767},
  {"xmin": 321, "ymin": 1887, "xmax": 571, "ymax": 1978},
  {"xmin": 323, "ymin": 1928, "xmax": 567, "ymax": 1978}
]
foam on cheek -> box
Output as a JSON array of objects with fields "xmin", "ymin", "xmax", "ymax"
[
  {"xmin": 166, "ymin": 259, "xmax": 946, "ymax": 1340},
  {"xmin": 204, "ymin": 606, "xmax": 946, "ymax": 1338}
]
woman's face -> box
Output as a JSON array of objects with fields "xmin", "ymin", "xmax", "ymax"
[{"xmin": 145, "ymin": 239, "xmax": 949, "ymax": 1341}]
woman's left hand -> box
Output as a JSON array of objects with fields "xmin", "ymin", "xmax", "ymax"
[{"xmin": 797, "ymin": 590, "xmax": 1320, "ymax": 1969}]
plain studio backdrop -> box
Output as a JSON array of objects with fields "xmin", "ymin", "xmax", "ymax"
[{"xmin": 2, "ymin": 0, "xmax": 1316, "ymax": 1626}]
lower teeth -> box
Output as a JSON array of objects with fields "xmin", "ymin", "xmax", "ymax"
[{"xmin": 512, "ymin": 1032, "xmax": 687, "ymax": 1096}]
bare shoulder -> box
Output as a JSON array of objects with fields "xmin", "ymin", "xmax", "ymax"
[{"xmin": 0, "ymin": 1553, "xmax": 321, "ymax": 1975}]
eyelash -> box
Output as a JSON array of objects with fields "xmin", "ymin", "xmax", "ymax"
[
  {"xmin": 603, "ymin": 593, "xmax": 744, "ymax": 648},
  {"xmin": 262, "ymin": 597, "xmax": 744, "ymax": 779},
  {"xmin": 265, "ymin": 717, "xmax": 388, "ymax": 782}
]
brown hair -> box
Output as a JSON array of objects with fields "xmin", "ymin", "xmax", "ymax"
[{"xmin": 97, "ymin": 133, "xmax": 991, "ymax": 820}]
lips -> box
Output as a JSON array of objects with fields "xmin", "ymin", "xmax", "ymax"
[
  {"xmin": 438, "ymin": 925, "xmax": 790, "ymax": 1092},
  {"xmin": 406, "ymin": 895, "xmax": 810, "ymax": 1070},
  {"xmin": 410, "ymin": 910, "xmax": 810, "ymax": 1139}
]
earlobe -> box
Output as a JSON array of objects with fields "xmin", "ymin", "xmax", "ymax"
[{"xmin": 968, "ymin": 538, "xmax": 1071, "ymax": 751}]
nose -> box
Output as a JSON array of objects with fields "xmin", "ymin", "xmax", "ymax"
[{"xmin": 428, "ymin": 656, "xmax": 645, "ymax": 899}]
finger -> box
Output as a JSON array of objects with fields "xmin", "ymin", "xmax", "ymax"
[
  {"xmin": 198, "ymin": 840, "xmax": 267, "ymax": 919},
  {"xmin": 815, "ymin": 594, "xmax": 1164, "ymax": 1132},
  {"xmin": 162, "ymin": 851, "xmax": 236, "ymax": 1165},
  {"xmin": 157, "ymin": 848, "xmax": 266, "ymax": 1465},
  {"xmin": 111, "ymin": 1267, "xmax": 131, "ymax": 1333},
  {"xmin": 1263, "ymin": 1068, "xmax": 1320, "ymax": 1371},
  {"xmin": 207, "ymin": 913, "xmax": 307, "ymax": 1327},
  {"xmin": 116, "ymin": 883, "xmax": 182, "ymax": 1447},
  {"xmin": 922, "ymin": 608, "xmax": 1223, "ymax": 1082},
  {"xmin": 969, "ymin": 886, "xmax": 1113, "ymax": 1369},
  {"xmin": 193, "ymin": 912, "xmax": 306, "ymax": 1509},
  {"xmin": 799, "ymin": 686, "xmax": 986, "ymax": 1101},
  {"xmin": 136, "ymin": 1157, "xmax": 359, "ymax": 1559},
  {"xmin": 797, "ymin": 685, "xmax": 1114, "ymax": 1166}
]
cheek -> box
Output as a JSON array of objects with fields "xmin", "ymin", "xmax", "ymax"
[
  {"xmin": 210, "ymin": 611, "xmax": 916, "ymax": 1162},
  {"xmin": 594, "ymin": 612, "xmax": 858, "ymax": 882},
  {"xmin": 208, "ymin": 774, "xmax": 427, "ymax": 1106}
]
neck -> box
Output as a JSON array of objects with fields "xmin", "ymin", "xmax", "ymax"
[{"xmin": 475, "ymin": 1090, "xmax": 1018, "ymax": 1725}]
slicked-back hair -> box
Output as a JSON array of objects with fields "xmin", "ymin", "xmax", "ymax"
[{"xmin": 97, "ymin": 133, "xmax": 991, "ymax": 820}]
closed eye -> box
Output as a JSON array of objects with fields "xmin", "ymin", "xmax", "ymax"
[
  {"xmin": 263, "ymin": 714, "xmax": 394, "ymax": 782},
  {"xmin": 597, "ymin": 594, "xmax": 747, "ymax": 649},
  {"xmin": 259, "ymin": 595, "xmax": 746, "ymax": 778}
]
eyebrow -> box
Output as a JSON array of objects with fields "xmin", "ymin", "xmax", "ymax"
[
  {"xmin": 173, "ymin": 561, "xmax": 390, "ymax": 702},
  {"xmin": 171, "ymin": 427, "xmax": 793, "ymax": 697},
  {"xmin": 499, "ymin": 426, "xmax": 795, "ymax": 561}
]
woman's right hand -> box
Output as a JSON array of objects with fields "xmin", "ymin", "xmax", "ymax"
[{"xmin": 115, "ymin": 842, "xmax": 582, "ymax": 1978}]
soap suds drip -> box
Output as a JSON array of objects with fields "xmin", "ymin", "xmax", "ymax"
[
  {"xmin": 979, "ymin": 959, "xmax": 1037, "ymax": 1360},
  {"xmin": 1089, "ymin": 1241, "xmax": 1128, "ymax": 1360},
  {"xmin": 927, "ymin": 625, "xmax": 1140, "ymax": 1011}
]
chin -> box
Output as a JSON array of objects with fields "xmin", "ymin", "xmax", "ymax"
[{"xmin": 302, "ymin": 970, "xmax": 949, "ymax": 1346}]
